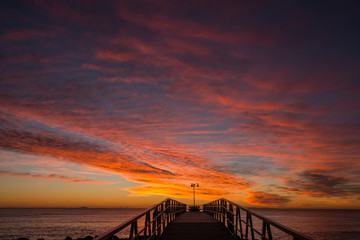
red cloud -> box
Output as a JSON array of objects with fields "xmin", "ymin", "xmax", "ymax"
[
  {"xmin": 1, "ymin": 0, "xmax": 359, "ymax": 208},
  {"xmin": 0, "ymin": 115, "xmax": 250, "ymax": 199},
  {"xmin": 0, "ymin": 170, "xmax": 110, "ymax": 184}
]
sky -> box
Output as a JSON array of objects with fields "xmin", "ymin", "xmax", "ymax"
[{"xmin": 0, "ymin": 0, "xmax": 359, "ymax": 209}]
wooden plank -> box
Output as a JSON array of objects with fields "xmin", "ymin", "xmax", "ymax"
[{"xmin": 159, "ymin": 212, "xmax": 235, "ymax": 240}]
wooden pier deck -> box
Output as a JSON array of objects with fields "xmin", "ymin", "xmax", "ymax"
[{"xmin": 159, "ymin": 212, "xmax": 235, "ymax": 240}]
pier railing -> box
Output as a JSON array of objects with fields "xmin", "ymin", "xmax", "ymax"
[
  {"xmin": 94, "ymin": 198, "xmax": 186, "ymax": 240},
  {"xmin": 203, "ymin": 198, "xmax": 312, "ymax": 240}
]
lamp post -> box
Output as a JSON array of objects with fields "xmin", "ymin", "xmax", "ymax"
[{"xmin": 190, "ymin": 183, "xmax": 199, "ymax": 207}]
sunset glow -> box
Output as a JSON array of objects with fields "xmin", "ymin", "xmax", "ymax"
[{"xmin": 1, "ymin": 1, "xmax": 359, "ymax": 209}]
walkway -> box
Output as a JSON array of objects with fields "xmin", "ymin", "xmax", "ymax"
[{"xmin": 159, "ymin": 212, "xmax": 235, "ymax": 240}]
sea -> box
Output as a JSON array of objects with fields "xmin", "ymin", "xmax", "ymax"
[{"xmin": 0, "ymin": 208, "xmax": 359, "ymax": 240}]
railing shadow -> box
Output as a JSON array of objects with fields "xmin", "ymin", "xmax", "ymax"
[
  {"xmin": 203, "ymin": 198, "xmax": 313, "ymax": 240},
  {"xmin": 94, "ymin": 198, "xmax": 186, "ymax": 240}
]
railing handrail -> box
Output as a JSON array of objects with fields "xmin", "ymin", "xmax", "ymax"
[
  {"xmin": 223, "ymin": 198, "xmax": 311, "ymax": 239},
  {"xmin": 203, "ymin": 198, "xmax": 313, "ymax": 240},
  {"xmin": 94, "ymin": 198, "xmax": 186, "ymax": 240}
]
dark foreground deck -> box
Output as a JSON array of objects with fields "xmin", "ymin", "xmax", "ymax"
[{"xmin": 159, "ymin": 212, "xmax": 235, "ymax": 240}]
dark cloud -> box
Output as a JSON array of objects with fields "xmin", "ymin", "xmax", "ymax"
[
  {"xmin": 246, "ymin": 192, "xmax": 291, "ymax": 206},
  {"xmin": 285, "ymin": 170, "xmax": 360, "ymax": 197}
]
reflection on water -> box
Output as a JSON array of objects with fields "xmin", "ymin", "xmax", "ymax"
[{"xmin": 0, "ymin": 208, "xmax": 359, "ymax": 240}]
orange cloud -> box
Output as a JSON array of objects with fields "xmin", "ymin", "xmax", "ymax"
[
  {"xmin": 0, "ymin": 170, "xmax": 110, "ymax": 184},
  {"xmin": 1, "ymin": 0, "xmax": 359, "ymax": 209},
  {"xmin": 0, "ymin": 115, "xmax": 250, "ymax": 199}
]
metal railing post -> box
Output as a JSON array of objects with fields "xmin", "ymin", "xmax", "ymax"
[
  {"xmin": 261, "ymin": 220, "xmax": 272, "ymax": 240},
  {"xmin": 129, "ymin": 220, "xmax": 138, "ymax": 240},
  {"xmin": 94, "ymin": 198, "xmax": 186, "ymax": 240},
  {"xmin": 144, "ymin": 212, "xmax": 150, "ymax": 238},
  {"xmin": 161, "ymin": 202, "xmax": 166, "ymax": 232},
  {"xmin": 237, "ymin": 206, "xmax": 244, "ymax": 240},
  {"xmin": 227, "ymin": 203, "xmax": 234, "ymax": 234},
  {"xmin": 202, "ymin": 198, "xmax": 312, "ymax": 240}
]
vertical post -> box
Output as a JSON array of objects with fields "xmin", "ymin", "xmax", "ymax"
[
  {"xmin": 157, "ymin": 205, "xmax": 161, "ymax": 236},
  {"xmin": 222, "ymin": 199, "xmax": 225, "ymax": 224},
  {"xmin": 267, "ymin": 222, "xmax": 273, "ymax": 240},
  {"xmin": 262, "ymin": 221, "xmax": 266, "ymax": 240},
  {"xmin": 145, "ymin": 212, "xmax": 150, "ymax": 238},
  {"xmin": 190, "ymin": 183, "xmax": 199, "ymax": 207},
  {"xmin": 152, "ymin": 208, "xmax": 157, "ymax": 239},
  {"xmin": 245, "ymin": 212, "xmax": 255, "ymax": 240},
  {"xmin": 262, "ymin": 221, "xmax": 273, "ymax": 240},
  {"xmin": 166, "ymin": 200, "xmax": 171, "ymax": 224},
  {"xmin": 237, "ymin": 207, "xmax": 244, "ymax": 240},
  {"xmin": 129, "ymin": 221, "xmax": 138, "ymax": 240},
  {"xmin": 218, "ymin": 200, "xmax": 221, "ymax": 220},
  {"xmin": 228, "ymin": 203, "xmax": 234, "ymax": 234},
  {"xmin": 162, "ymin": 202, "xmax": 166, "ymax": 232}
]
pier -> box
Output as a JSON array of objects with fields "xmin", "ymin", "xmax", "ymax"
[
  {"xmin": 94, "ymin": 198, "xmax": 312, "ymax": 240},
  {"xmin": 159, "ymin": 211, "xmax": 234, "ymax": 240}
]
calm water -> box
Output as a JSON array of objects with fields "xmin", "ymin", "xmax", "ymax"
[
  {"xmin": 0, "ymin": 208, "xmax": 359, "ymax": 240},
  {"xmin": 0, "ymin": 208, "xmax": 145, "ymax": 240},
  {"xmin": 251, "ymin": 208, "xmax": 360, "ymax": 240}
]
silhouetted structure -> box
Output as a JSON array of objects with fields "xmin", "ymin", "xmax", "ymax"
[
  {"xmin": 189, "ymin": 183, "xmax": 200, "ymax": 212},
  {"xmin": 94, "ymin": 198, "xmax": 312, "ymax": 240}
]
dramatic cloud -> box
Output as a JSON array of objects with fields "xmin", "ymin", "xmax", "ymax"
[
  {"xmin": 0, "ymin": 113, "xmax": 249, "ymax": 198},
  {"xmin": 0, "ymin": 170, "xmax": 109, "ymax": 184},
  {"xmin": 0, "ymin": 0, "xmax": 359, "ymax": 207}
]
